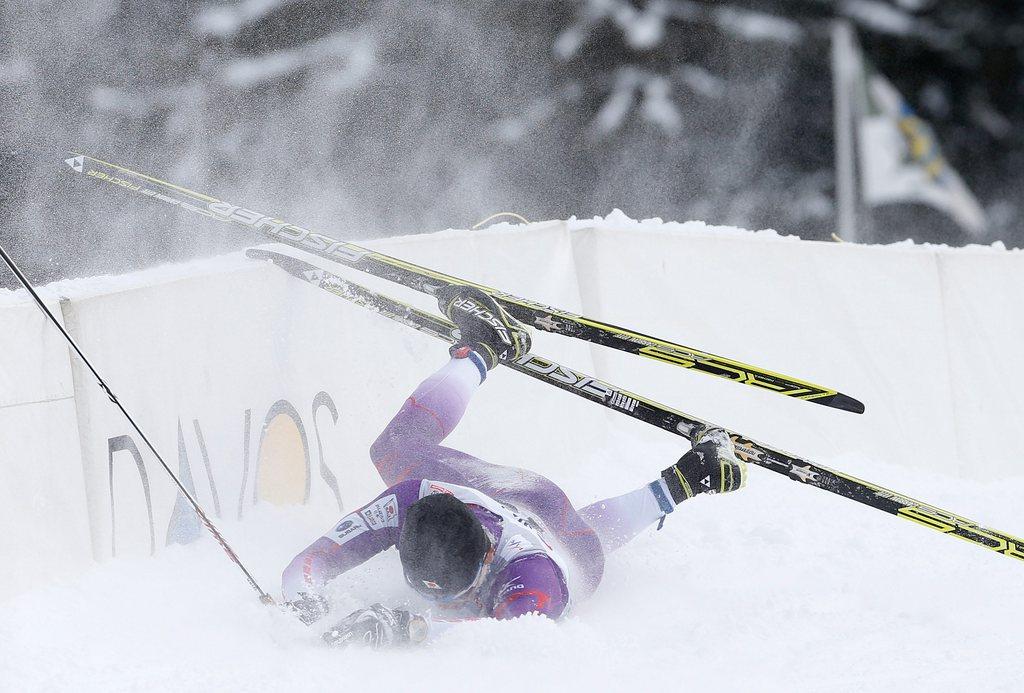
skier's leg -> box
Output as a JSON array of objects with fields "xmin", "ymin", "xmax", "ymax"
[
  {"xmin": 369, "ymin": 354, "xmax": 485, "ymax": 486},
  {"xmin": 371, "ymin": 284, "xmax": 531, "ymax": 487},
  {"xmin": 580, "ymin": 427, "xmax": 748, "ymax": 553}
]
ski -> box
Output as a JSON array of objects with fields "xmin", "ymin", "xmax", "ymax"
[
  {"xmin": 63, "ymin": 153, "xmax": 865, "ymax": 414},
  {"xmin": 249, "ymin": 246, "xmax": 1024, "ymax": 566}
]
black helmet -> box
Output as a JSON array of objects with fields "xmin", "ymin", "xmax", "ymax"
[{"xmin": 399, "ymin": 493, "xmax": 490, "ymax": 601}]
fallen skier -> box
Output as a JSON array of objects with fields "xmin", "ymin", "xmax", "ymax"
[{"xmin": 282, "ymin": 286, "xmax": 747, "ymax": 646}]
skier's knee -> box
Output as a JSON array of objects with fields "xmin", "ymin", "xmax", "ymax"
[
  {"xmin": 370, "ymin": 425, "xmax": 402, "ymax": 465},
  {"xmin": 369, "ymin": 435, "xmax": 387, "ymax": 465}
]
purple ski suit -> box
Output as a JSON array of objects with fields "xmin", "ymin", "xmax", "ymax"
[{"xmin": 283, "ymin": 356, "xmax": 672, "ymax": 622}]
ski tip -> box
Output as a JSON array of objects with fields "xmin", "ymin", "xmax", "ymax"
[
  {"xmin": 245, "ymin": 248, "xmax": 272, "ymax": 261},
  {"xmin": 245, "ymin": 247, "xmax": 297, "ymax": 270},
  {"xmin": 819, "ymin": 392, "xmax": 866, "ymax": 415},
  {"xmin": 245, "ymin": 247, "xmax": 313, "ymax": 280},
  {"xmin": 64, "ymin": 154, "xmax": 87, "ymax": 173}
]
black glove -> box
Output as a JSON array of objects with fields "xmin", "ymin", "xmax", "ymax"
[
  {"xmin": 286, "ymin": 592, "xmax": 330, "ymax": 625},
  {"xmin": 322, "ymin": 604, "xmax": 429, "ymax": 649},
  {"xmin": 661, "ymin": 427, "xmax": 747, "ymax": 502}
]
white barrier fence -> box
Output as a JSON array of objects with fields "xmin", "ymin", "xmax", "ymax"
[
  {"xmin": 1, "ymin": 219, "xmax": 1021, "ymax": 599},
  {"xmin": 0, "ymin": 300, "xmax": 91, "ymax": 597}
]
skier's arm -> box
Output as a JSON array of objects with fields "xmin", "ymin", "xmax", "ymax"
[
  {"xmin": 490, "ymin": 554, "xmax": 570, "ymax": 621},
  {"xmin": 281, "ymin": 479, "xmax": 421, "ymax": 621}
]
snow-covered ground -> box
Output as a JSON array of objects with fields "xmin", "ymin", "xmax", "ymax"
[
  {"xmin": 2, "ymin": 217, "xmax": 1023, "ymax": 691},
  {"xmin": 2, "ymin": 441, "xmax": 1022, "ymax": 691}
]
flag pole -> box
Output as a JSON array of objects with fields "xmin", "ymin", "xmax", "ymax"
[{"xmin": 831, "ymin": 19, "xmax": 858, "ymax": 243}]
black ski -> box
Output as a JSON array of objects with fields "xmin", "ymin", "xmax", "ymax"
[
  {"xmin": 249, "ymin": 247, "xmax": 1024, "ymax": 566},
  {"xmin": 64, "ymin": 153, "xmax": 864, "ymax": 414}
]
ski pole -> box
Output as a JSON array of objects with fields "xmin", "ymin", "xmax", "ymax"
[{"xmin": 0, "ymin": 243, "xmax": 274, "ymax": 604}]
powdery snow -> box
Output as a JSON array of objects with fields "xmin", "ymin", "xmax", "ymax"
[{"xmin": 1, "ymin": 445, "xmax": 1021, "ymax": 691}]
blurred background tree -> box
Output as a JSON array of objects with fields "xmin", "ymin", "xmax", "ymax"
[{"xmin": 1, "ymin": 0, "xmax": 1022, "ymax": 283}]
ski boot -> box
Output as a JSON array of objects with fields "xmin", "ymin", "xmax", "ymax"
[{"xmin": 437, "ymin": 285, "xmax": 531, "ymax": 370}]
